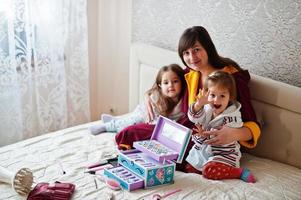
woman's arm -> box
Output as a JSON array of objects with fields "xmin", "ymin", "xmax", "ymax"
[
  {"xmin": 145, "ymin": 95, "xmax": 154, "ymax": 122},
  {"xmin": 202, "ymin": 122, "xmax": 260, "ymax": 148},
  {"xmin": 233, "ymin": 70, "xmax": 261, "ymax": 148},
  {"xmin": 203, "ymin": 126, "xmax": 252, "ymax": 145},
  {"xmin": 144, "ymin": 91, "xmax": 160, "ymax": 123}
]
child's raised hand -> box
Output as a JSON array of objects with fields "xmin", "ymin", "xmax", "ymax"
[
  {"xmin": 196, "ymin": 89, "xmax": 209, "ymax": 104},
  {"xmin": 193, "ymin": 89, "xmax": 209, "ymax": 112}
]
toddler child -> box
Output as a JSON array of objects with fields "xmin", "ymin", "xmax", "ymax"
[{"xmin": 185, "ymin": 71, "xmax": 255, "ymax": 183}]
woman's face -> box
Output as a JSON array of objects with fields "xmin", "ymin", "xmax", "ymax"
[{"xmin": 182, "ymin": 41, "xmax": 209, "ymax": 71}]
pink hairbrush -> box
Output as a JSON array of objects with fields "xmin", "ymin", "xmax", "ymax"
[
  {"xmin": 96, "ymin": 174, "xmax": 121, "ymax": 191},
  {"xmin": 105, "ymin": 178, "xmax": 121, "ymax": 190}
]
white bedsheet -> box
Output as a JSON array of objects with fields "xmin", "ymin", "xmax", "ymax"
[{"xmin": 1, "ymin": 122, "xmax": 301, "ymax": 200}]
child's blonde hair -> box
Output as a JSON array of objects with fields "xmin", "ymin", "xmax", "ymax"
[
  {"xmin": 147, "ymin": 64, "xmax": 186, "ymax": 117},
  {"xmin": 204, "ymin": 71, "xmax": 237, "ymax": 101}
]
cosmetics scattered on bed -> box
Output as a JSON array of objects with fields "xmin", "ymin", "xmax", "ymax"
[
  {"xmin": 87, "ymin": 157, "xmax": 118, "ymax": 169},
  {"xmin": 85, "ymin": 164, "xmax": 113, "ymax": 175},
  {"xmin": 84, "ymin": 156, "xmax": 118, "ymax": 175},
  {"xmin": 104, "ymin": 116, "xmax": 192, "ymax": 191}
]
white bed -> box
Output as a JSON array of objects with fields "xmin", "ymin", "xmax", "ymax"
[{"xmin": 1, "ymin": 43, "xmax": 301, "ymax": 200}]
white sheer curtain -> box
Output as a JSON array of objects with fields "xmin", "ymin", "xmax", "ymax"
[{"xmin": 0, "ymin": 0, "xmax": 90, "ymax": 146}]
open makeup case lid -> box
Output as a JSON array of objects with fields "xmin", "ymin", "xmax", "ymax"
[{"xmin": 133, "ymin": 116, "xmax": 192, "ymax": 163}]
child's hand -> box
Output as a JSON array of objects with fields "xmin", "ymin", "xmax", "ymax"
[
  {"xmin": 145, "ymin": 94, "xmax": 154, "ymax": 123},
  {"xmin": 192, "ymin": 124, "xmax": 206, "ymax": 138},
  {"xmin": 193, "ymin": 89, "xmax": 209, "ymax": 112}
]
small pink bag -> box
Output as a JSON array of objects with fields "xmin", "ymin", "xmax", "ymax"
[{"xmin": 27, "ymin": 182, "xmax": 75, "ymax": 200}]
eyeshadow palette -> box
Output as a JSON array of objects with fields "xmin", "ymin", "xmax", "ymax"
[
  {"xmin": 133, "ymin": 140, "xmax": 178, "ymax": 163},
  {"xmin": 104, "ymin": 165, "xmax": 144, "ymax": 191},
  {"xmin": 133, "ymin": 116, "xmax": 192, "ymax": 163},
  {"xmin": 118, "ymin": 150, "xmax": 175, "ymax": 188}
]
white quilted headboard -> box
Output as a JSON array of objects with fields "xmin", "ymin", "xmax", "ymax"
[
  {"xmin": 129, "ymin": 43, "xmax": 301, "ymax": 168},
  {"xmin": 129, "ymin": 43, "xmax": 183, "ymax": 110}
]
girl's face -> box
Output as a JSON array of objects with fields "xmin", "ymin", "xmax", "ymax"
[
  {"xmin": 160, "ymin": 70, "xmax": 182, "ymax": 101},
  {"xmin": 207, "ymin": 83, "xmax": 230, "ymax": 117},
  {"xmin": 182, "ymin": 41, "xmax": 209, "ymax": 71}
]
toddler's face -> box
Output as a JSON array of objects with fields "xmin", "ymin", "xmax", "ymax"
[
  {"xmin": 160, "ymin": 71, "xmax": 182, "ymax": 102},
  {"xmin": 207, "ymin": 84, "xmax": 230, "ymax": 117}
]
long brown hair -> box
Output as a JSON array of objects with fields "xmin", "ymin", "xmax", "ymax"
[
  {"xmin": 147, "ymin": 64, "xmax": 186, "ymax": 117},
  {"xmin": 178, "ymin": 26, "xmax": 241, "ymax": 70}
]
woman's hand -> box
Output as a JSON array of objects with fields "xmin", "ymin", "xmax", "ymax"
[{"xmin": 203, "ymin": 126, "xmax": 252, "ymax": 145}]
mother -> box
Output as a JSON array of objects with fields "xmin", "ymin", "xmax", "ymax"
[{"xmin": 115, "ymin": 26, "xmax": 260, "ymax": 171}]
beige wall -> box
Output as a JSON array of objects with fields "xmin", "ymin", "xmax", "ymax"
[{"xmin": 88, "ymin": 0, "xmax": 132, "ymax": 121}]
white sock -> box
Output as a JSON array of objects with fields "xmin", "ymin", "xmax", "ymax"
[
  {"xmin": 101, "ymin": 114, "xmax": 115, "ymax": 123},
  {"xmin": 89, "ymin": 124, "xmax": 107, "ymax": 135}
]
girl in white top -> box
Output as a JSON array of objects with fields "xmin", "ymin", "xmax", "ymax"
[
  {"xmin": 90, "ymin": 64, "xmax": 186, "ymax": 134},
  {"xmin": 186, "ymin": 71, "xmax": 255, "ymax": 183}
]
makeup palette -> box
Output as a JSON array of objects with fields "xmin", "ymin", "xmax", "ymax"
[
  {"xmin": 133, "ymin": 116, "xmax": 192, "ymax": 163},
  {"xmin": 104, "ymin": 166, "xmax": 144, "ymax": 191},
  {"xmin": 118, "ymin": 150, "xmax": 175, "ymax": 188},
  {"xmin": 104, "ymin": 116, "xmax": 192, "ymax": 191}
]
